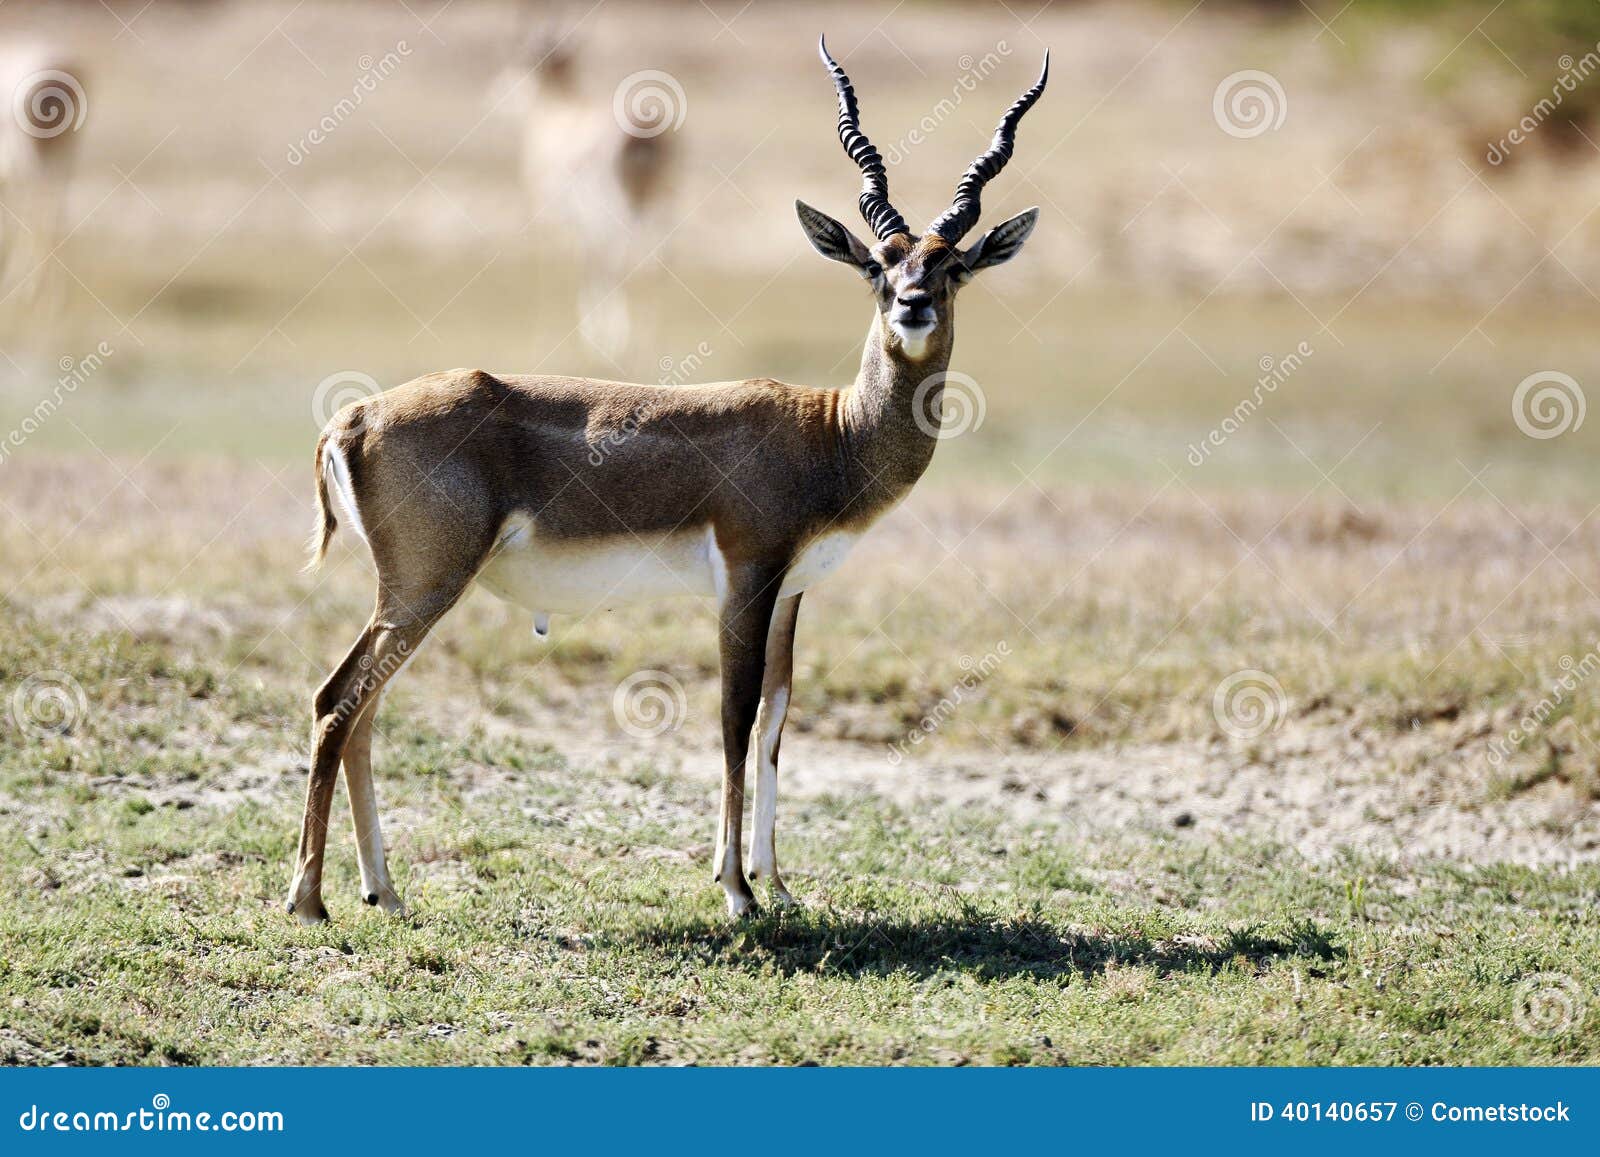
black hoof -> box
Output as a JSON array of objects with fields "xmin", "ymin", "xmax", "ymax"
[{"xmin": 365, "ymin": 893, "xmax": 379, "ymax": 906}]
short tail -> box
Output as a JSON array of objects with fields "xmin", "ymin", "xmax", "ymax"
[{"xmin": 304, "ymin": 430, "xmax": 337, "ymax": 572}]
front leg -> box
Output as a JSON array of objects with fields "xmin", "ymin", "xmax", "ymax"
[
  {"xmin": 749, "ymin": 594, "xmax": 801, "ymax": 905},
  {"xmin": 713, "ymin": 563, "xmax": 785, "ymax": 918}
]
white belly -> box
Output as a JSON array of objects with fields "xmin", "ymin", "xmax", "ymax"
[
  {"xmin": 780, "ymin": 531, "xmax": 860, "ymax": 597},
  {"xmin": 474, "ymin": 517, "xmax": 860, "ymax": 620},
  {"xmin": 477, "ymin": 520, "xmax": 720, "ymax": 616}
]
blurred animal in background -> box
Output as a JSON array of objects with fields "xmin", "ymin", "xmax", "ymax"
[
  {"xmin": 0, "ymin": 44, "xmax": 86, "ymax": 330},
  {"xmin": 492, "ymin": 22, "xmax": 677, "ymax": 365}
]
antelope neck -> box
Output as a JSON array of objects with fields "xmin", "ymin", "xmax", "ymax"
[{"xmin": 837, "ymin": 311, "xmax": 952, "ymax": 507}]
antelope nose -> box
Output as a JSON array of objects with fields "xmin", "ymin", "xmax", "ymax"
[{"xmin": 893, "ymin": 292, "xmax": 934, "ymax": 324}]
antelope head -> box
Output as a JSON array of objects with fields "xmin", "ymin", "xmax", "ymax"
[{"xmin": 797, "ymin": 37, "xmax": 1049, "ymax": 363}]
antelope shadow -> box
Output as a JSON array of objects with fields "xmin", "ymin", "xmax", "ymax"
[{"xmin": 603, "ymin": 905, "xmax": 1343, "ymax": 982}]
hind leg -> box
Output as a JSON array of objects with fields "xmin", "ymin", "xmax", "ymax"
[
  {"xmin": 287, "ymin": 593, "xmax": 456, "ymax": 924},
  {"xmin": 289, "ymin": 619, "xmax": 411, "ymax": 923},
  {"xmin": 289, "ymin": 424, "xmax": 506, "ymax": 924},
  {"xmin": 343, "ymin": 691, "xmax": 405, "ymax": 914},
  {"xmin": 287, "ymin": 624, "xmax": 370, "ymax": 925}
]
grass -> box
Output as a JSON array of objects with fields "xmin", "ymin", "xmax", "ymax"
[
  {"xmin": 1, "ymin": 479, "xmax": 1598, "ymax": 1066},
  {"xmin": 3, "ymin": 684, "xmax": 1597, "ymax": 1066}
]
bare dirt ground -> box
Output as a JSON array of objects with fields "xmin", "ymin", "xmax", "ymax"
[{"xmin": 440, "ymin": 701, "xmax": 1600, "ymax": 870}]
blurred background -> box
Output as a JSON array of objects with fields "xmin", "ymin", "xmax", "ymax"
[
  {"xmin": 3, "ymin": 0, "xmax": 1600, "ymax": 495},
  {"xmin": 6, "ymin": 0, "xmax": 1600, "ymax": 878}
]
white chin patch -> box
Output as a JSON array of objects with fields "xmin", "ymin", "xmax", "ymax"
[{"xmin": 891, "ymin": 321, "xmax": 935, "ymax": 359}]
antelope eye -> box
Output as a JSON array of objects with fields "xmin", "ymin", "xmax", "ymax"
[{"xmin": 863, "ymin": 261, "xmax": 883, "ymax": 280}]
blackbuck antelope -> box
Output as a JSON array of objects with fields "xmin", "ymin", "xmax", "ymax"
[
  {"xmin": 290, "ymin": 38, "xmax": 1048, "ymax": 923},
  {"xmin": 0, "ymin": 45, "xmax": 85, "ymax": 319},
  {"xmin": 494, "ymin": 28, "xmax": 675, "ymax": 360}
]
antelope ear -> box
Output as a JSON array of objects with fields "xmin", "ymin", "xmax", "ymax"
[
  {"xmin": 954, "ymin": 208, "xmax": 1040, "ymax": 281},
  {"xmin": 796, "ymin": 200, "xmax": 875, "ymax": 272}
]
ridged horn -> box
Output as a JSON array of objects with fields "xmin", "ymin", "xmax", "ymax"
[
  {"xmin": 818, "ymin": 35, "xmax": 909, "ymax": 242},
  {"xmin": 928, "ymin": 51, "xmax": 1049, "ymax": 244}
]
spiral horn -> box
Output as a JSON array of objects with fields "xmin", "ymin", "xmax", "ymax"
[
  {"xmin": 818, "ymin": 35, "xmax": 910, "ymax": 242},
  {"xmin": 928, "ymin": 51, "xmax": 1049, "ymax": 244}
]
